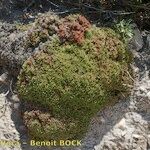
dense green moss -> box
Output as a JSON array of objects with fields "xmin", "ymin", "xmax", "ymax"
[{"xmin": 17, "ymin": 24, "xmax": 133, "ymax": 140}]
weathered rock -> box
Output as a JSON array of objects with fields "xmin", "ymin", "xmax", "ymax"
[
  {"xmin": 130, "ymin": 23, "xmax": 143, "ymax": 51},
  {"xmin": 0, "ymin": 22, "xmax": 28, "ymax": 75}
]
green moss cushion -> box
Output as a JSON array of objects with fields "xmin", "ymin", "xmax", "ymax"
[{"xmin": 17, "ymin": 25, "xmax": 133, "ymax": 140}]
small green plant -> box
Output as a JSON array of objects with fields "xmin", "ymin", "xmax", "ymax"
[{"xmin": 115, "ymin": 19, "xmax": 133, "ymax": 43}]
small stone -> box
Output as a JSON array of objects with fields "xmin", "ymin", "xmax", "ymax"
[
  {"xmin": 133, "ymin": 134, "xmax": 141, "ymax": 140},
  {"xmin": 134, "ymin": 67, "xmax": 139, "ymax": 73},
  {"xmin": 0, "ymin": 72, "xmax": 8, "ymax": 83},
  {"xmin": 11, "ymin": 94, "xmax": 20, "ymax": 102},
  {"xmin": 10, "ymin": 124, "xmax": 15, "ymax": 128},
  {"xmin": 139, "ymin": 86, "xmax": 147, "ymax": 93},
  {"xmin": 116, "ymin": 118, "xmax": 126, "ymax": 130},
  {"xmin": 13, "ymin": 103, "xmax": 20, "ymax": 110},
  {"xmin": 147, "ymin": 91, "xmax": 150, "ymax": 99},
  {"xmin": 0, "ymin": 124, "xmax": 6, "ymax": 129}
]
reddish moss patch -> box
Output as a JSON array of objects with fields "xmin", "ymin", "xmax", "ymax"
[{"xmin": 58, "ymin": 14, "xmax": 91, "ymax": 44}]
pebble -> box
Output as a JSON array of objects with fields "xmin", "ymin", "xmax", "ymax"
[
  {"xmin": 116, "ymin": 118, "xmax": 126, "ymax": 130},
  {"xmin": 0, "ymin": 72, "xmax": 8, "ymax": 83},
  {"xmin": 13, "ymin": 103, "xmax": 20, "ymax": 110},
  {"xmin": 139, "ymin": 85, "xmax": 147, "ymax": 93},
  {"xmin": 11, "ymin": 94, "xmax": 20, "ymax": 102},
  {"xmin": 147, "ymin": 91, "xmax": 150, "ymax": 99}
]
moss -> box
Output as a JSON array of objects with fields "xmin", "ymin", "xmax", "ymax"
[
  {"xmin": 23, "ymin": 110, "xmax": 68, "ymax": 140},
  {"xmin": 17, "ymin": 16, "xmax": 133, "ymax": 140},
  {"xmin": 57, "ymin": 14, "xmax": 91, "ymax": 44},
  {"xmin": 16, "ymin": 23, "xmax": 33, "ymax": 32},
  {"xmin": 26, "ymin": 12, "xmax": 60, "ymax": 47}
]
